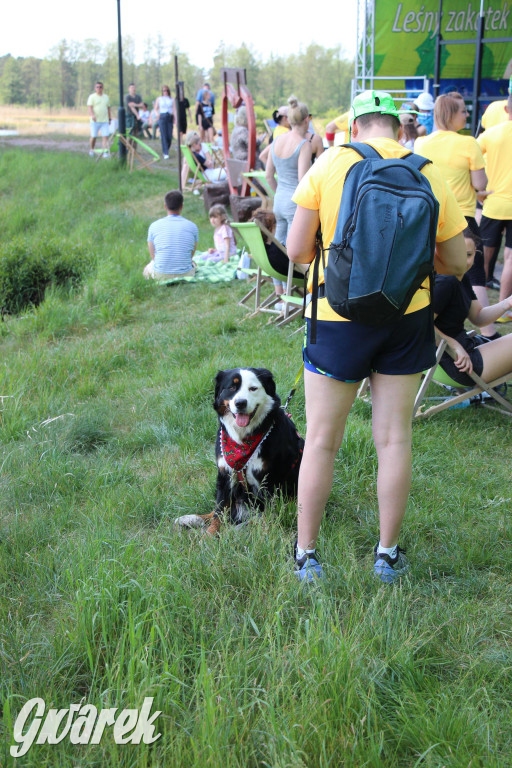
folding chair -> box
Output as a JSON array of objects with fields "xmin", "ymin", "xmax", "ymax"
[
  {"xmin": 226, "ymin": 158, "xmax": 247, "ymax": 191},
  {"xmin": 242, "ymin": 171, "xmax": 275, "ymax": 209},
  {"xmin": 106, "ymin": 132, "xmax": 160, "ymax": 172},
  {"xmin": 413, "ymin": 333, "xmax": 512, "ymax": 418},
  {"xmin": 203, "ymin": 142, "xmax": 225, "ymax": 168},
  {"xmin": 181, "ymin": 145, "xmax": 225, "ymax": 192},
  {"xmin": 231, "ymin": 221, "xmax": 304, "ymax": 327}
]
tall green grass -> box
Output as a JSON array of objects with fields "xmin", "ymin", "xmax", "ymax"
[{"xmin": 1, "ymin": 148, "xmax": 512, "ymax": 767}]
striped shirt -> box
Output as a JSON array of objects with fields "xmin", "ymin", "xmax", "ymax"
[{"xmin": 148, "ymin": 214, "xmax": 198, "ymax": 274}]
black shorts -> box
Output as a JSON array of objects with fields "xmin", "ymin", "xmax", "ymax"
[
  {"xmin": 439, "ymin": 335, "xmax": 484, "ymax": 386},
  {"xmin": 480, "ymin": 216, "xmax": 512, "ymax": 249},
  {"xmin": 303, "ymin": 306, "xmax": 436, "ymax": 382}
]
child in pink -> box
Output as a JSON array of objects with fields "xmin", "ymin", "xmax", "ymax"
[{"xmin": 198, "ymin": 204, "xmax": 237, "ymax": 263}]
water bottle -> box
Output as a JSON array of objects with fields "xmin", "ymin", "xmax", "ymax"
[{"xmin": 448, "ymin": 398, "xmax": 471, "ymax": 410}]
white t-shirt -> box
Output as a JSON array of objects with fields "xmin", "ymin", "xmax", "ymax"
[{"xmin": 157, "ymin": 96, "xmax": 174, "ymax": 115}]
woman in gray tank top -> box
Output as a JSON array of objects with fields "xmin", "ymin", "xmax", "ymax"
[{"xmin": 266, "ymin": 95, "xmax": 313, "ymax": 244}]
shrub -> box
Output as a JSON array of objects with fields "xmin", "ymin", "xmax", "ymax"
[
  {"xmin": 0, "ymin": 247, "xmax": 51, "ymax": 314},
  {"xmin": 0, "ymin": 236, "xmax": 95, "ymax": 314}
]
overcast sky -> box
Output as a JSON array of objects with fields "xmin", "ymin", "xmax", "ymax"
[{"xmin": 2, "ymin": 1, "xmax": 358, "ymax": 70}]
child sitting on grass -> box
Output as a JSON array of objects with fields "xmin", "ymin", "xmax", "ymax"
[{"xmin": 197, "ymin": 204, "xmax": 237, "ymax": 263}]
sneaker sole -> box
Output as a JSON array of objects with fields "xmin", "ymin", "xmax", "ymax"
[
  {"xmin": 295, "ymin": 562, "xmax": 323, "ymax": 581},
  {"xmin": 374, "ymin": 558, "xmax": 409, "ymax": 583}
]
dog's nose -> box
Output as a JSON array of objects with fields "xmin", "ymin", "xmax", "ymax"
[{"xmin": 234, "ymin": 398, "xmax": 247, "ymax": 411}]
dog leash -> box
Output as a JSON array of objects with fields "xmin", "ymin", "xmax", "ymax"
[{"xmin": 282, "ymin": 363, "xmax": 304, "ymax": 412}]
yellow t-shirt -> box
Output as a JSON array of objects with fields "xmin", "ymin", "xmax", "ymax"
[
  {"xmin": 334, "ymin": 111, "xmax": 350, "ymax": 131},
  {"xmin": 477, "ymin": 121, "xmax": 512, "ymax": 219},
  {"xmin": 414, "ymin": 131, "xmax": 484, "ymax": 216},
  {"xmin": 273, "ymin": 124, "xmax": 289, "ymax": 139},
  {"xmin": 481, "ymin": 100, "xmax": 508, "ymax": 129},
  {"xmin": 292, "ymin": 138, "xmax": 466, "ymax": 322},
  {"xmin": 86, "ymin": 92, "xmax": 110, "ymax": 123}
]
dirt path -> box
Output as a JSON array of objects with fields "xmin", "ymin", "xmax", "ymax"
[
  {"xmin": 0, "ymin": 136, "xmax": 86, "ymax": 152},
  {"xmin": 0, "ymin": 135, "xmax": 180, "ymax": 172}
]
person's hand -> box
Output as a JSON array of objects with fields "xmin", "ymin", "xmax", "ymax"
[
  {"xmin": 208, "ymin": 248, "xmax": 215, "ymax": 254},
  {"xmin": 476, "ymin": 189, "xmax": 493, "ymax": 203},
  {"xmin": 452, "ymin": 343, "xmax": 473, "ymax": 373}
]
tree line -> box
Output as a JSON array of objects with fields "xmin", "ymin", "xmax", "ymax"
[{"xmin": 0, "ymin": 37, "xmax": 354, "ymax": 116}]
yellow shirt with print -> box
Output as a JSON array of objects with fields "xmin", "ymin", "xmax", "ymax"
[
  {"xmin": 477, "ymin": 121, "xmax": 512, "ymax": 220},
  {"xmin": 414, "ymin": 131, "xmax": 484, "ymax": 216},
  {"xmin": 292, "ymin": 138, "xmax": 467, "ymax": 322}
]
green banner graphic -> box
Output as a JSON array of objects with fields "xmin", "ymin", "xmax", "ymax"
[{"xmin": 374, "ymin": 0, "xmax": 512, "ymax": 79}]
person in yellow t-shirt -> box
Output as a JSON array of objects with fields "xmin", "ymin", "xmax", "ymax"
[
  {"xmin": 86, "ymin": 82, "xmax": 112, "ymax": 156},
  {"xmin": 272, "ymin": 106, "xmax": 290, "ymax": 139},
  {"xmin": 415, "ymin": 92, "xmax": 497, "ymax": 338},
  {"xmin": 287, "ymin": 90, "xmax": 466, "ymax": 583},
  {"xmin": 481, "ymin": 99, "xmax": 508, "ymax": 130},
  {"xmin": 477, "ymin": 95, "xmax": 512, "ymax": 317},
  {"xmin": 324, "ymin": 110, "xmax": 350, "ymax": 146}
]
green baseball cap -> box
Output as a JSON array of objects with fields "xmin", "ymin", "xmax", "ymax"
[{"xmin": 349, "ymin": 90, "xmax": 401, "ymax": 128}]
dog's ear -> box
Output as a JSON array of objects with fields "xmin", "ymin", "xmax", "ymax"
[
  {"xmin": 253, "ymin": 368, "xmax": 276, "ymax": 397},
  {"xmin": 214, "ymin": 370, "xmax": 225, "ymax": 403}
]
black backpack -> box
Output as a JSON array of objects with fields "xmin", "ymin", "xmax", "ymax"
[{"xmin": 310, "ymin": 142, "xmax": 439, "ymax": 341}]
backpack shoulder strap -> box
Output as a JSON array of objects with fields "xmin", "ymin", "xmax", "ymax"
[
  {"xmin": 340, "ymin": 142, "xmax": 382, "ymax": 160},
  {"xmin": 401, "ymin": 151, "xmax": 432, "ymax": 173}
]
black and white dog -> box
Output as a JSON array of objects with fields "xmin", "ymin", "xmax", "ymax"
[{"xmin": 175, "ymin": 368, "xmax": 304, "ymax": 535}]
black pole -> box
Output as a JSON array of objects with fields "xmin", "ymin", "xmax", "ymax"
[
  {"xmin": 117, "ymin": 0, "xmax": 126, "ymax": 163},
  {"xmin": 175, "ymin": 56, "xmax": 182, "ymax": 192},
  {"xmin": 471, "ymin": 0, "xmax": 485, "ymax": 136},
  {"xmin": 433, "ymin": 0, "xmax": 443, "ymax": 98}
]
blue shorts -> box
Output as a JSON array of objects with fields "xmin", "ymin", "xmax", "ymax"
[
  {"xmin": 90, "ymin": 121, "xmax": 110, "ymax": 138},
  {"xmin": 303, "ymin": 307, "xmax": 436, "ymax": 382}
]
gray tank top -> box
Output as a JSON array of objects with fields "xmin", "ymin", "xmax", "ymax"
[{"xmin": 271, "ymin": 138, "xmax": 307, "ymax": 193}]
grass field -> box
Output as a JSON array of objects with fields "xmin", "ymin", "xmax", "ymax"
[{"xmin": 1, "ymin": 146, "xmax": 511, "ymax": 767}]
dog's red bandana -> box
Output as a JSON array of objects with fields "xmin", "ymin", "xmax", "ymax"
[{"xmin": 221, "ymin": 423, "xmax": 274, "ymax": 485}]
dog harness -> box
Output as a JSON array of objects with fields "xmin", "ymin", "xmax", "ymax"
[{"xmin": 220, "ymin": 423, "xmax": 274, "ymax": 487}]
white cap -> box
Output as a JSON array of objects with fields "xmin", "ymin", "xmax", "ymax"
[{"xmin": 416, "ymin": 92, "xmax": 435, "ymax": 111}]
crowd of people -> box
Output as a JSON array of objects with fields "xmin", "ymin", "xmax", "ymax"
[{"xmin": 88, "ymin": 77, "xmax": 512, "ymax": 584}]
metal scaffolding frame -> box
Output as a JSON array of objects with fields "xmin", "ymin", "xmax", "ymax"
[
  {"xmin": 353, "ymin": 0, "xmax": 428, "ymax": 104},
  {"xmin": 355, "ymin": 0, "xmax": 511, "ymax": 131}
]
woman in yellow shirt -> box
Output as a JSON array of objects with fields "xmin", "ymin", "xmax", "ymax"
[{"xmin": 415, "ymin": 92, "xmax": 497, "ymax": 338}]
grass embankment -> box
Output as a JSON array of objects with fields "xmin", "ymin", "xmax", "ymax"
[{"xmin": 0, "ymin": 148, "xmax": 511, "ymax": 767}]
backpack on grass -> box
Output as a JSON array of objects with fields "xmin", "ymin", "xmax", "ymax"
[{"xmin": 310, "ymin": 142, "xmax": 439, "ymax": 341}]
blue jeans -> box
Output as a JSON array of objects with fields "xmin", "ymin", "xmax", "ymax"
[{"xmin": 159, "ymin": 113, "xmax": 174, "ymax": 155}]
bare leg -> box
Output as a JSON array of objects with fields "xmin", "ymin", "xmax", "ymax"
[
  {"xmin": 181, "ymin": 161, "xmax": 190, "ymax": 189},
  {"xmin": 472, "ymin": 285, "xmax": 497, "ymax": 337},
  {"xmin": 479, "ymin": 334, "xmax": 512, "ymax": 380},
  {"xmin": 296, "ymin": 370, "xmax": 359, "ymax": 551},
  {"xmin": 499, "ymin": 247, "xmax": 512, "ymax": 302},
  {"xmin": 370, "ymin": 372, "xmax": 421, "ymax": 548}
]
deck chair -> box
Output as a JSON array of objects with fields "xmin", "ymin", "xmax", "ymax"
[
  {"xmin": 242, "ymin": 171, "xmax": 275, "ymax": 209},
  {"xmin": 413, "ymin": 333, "xmax": 512, "ymax": 418},
  {"xmin": 231, "ymin": 221, "xmax": 304, "ymax": 327},
  {"xmin": 104, "ymin": 132, "xmax": 160, "ymax": 172},
  {"xmin": 181, "ymin": 145, "xmax": 225, "ymax": 192}
]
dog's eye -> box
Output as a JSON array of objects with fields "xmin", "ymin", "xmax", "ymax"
[{"xmin": 248, "ymin": 386, "xmax": 258, "ymax": 392}]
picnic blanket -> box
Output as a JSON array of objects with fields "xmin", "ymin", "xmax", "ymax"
[{"xmin": 159, "ymin": 253, "xmax": 241, "ymax": 285}]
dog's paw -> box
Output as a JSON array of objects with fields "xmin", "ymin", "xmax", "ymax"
[{"xmin": 174, "ymin": 514, "xmax": 206, "ymax": 529}]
